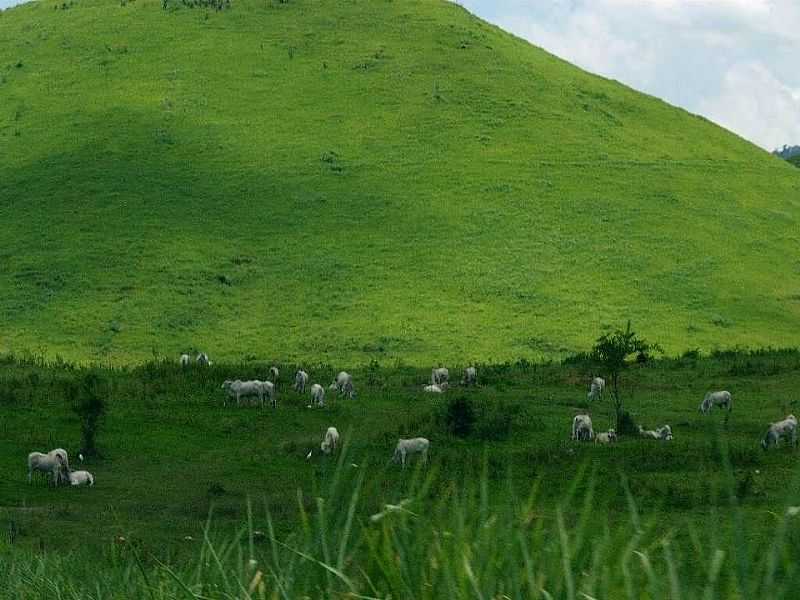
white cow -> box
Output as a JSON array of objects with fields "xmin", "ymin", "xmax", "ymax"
[
  {"xmin": 588, "ymin": 377, "xmax": 605, "ymax": 402},
  {"xmin": 461, "ymin": 367, "xmax": 477, "ymax": 386},
  {"xmin": 392, "ymin": 438, "xmax": 430, "ymax": 468},
  {"xmin": 310, "ymin": 383, "xmax": 325, "ymax": 407},
  {"xmin": 639, "ymin": 425, "xmax": 673, "ymax": 441},
  {"xmin": 221, "ymin": 380, "xmax": 275, "ymax": 408},
  {"xmin": 423, "ymin": 383, "xmax": 448, "ymax": 393},
  {"xmin": 321, "ymin": 427, "xmax": 340, "ymax": 454},
  {"xmin": 431, "ymin": 368, "xmax": 449, "ymax": 386},
  {"xmin": 700, "ymin": 390, "xmax": 732, "ymax": 414},
  {"xmin": 28, "ymin": 448, "xmax": 69, "ymax": 485},
  {"xmin": 595, "ymin": 429, "xmax": 617, "ymax": 444},
  {"xmin": 572, "ymin": 415, "xmax": 594, "ymax": 441},
  {"xmin": 761, "ymin": 415, "xmax": 798, "ymax": 449},
  {"xmin": 294, "ymin": 370, "xmax": 309, "ymax": 393},
  {"xmin": 179, "ymin": 354, "xmax": 190, "ymax": 367},
  {"xmin": 68, "ymin": 470, "xmax": 95, "ymax": 487},
  {"xmin": 269, "ymin": 366, "xmax": 279, "ymax": 383},
  {"xmin": 329, "ymin": 372, "xmax": 355, "ymax": 399},
  {"xmin": 196, "ymin": 352, "xmax": 212, "ymax": 367}
]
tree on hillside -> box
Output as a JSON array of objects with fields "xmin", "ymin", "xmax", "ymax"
[
  {"xmin": 591, "ymin": 321, "xmax": 661, "ymax": 433},
  {"xmin": 67, "ymin": 371, "xmax": 108, "ymax": 458}
]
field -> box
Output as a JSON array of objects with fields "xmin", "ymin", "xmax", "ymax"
[
  {"xmin": 1, "ymin": 0, "xmax": 799, "ymax": 364},
  {"xmin": 3, "ymin": 349, "xmax": 800, "ymax": 597}
]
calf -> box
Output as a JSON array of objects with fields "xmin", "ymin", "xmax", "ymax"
[
  {"xmin": 68, "ymin": 470, "xmax": 95, "ymax": 487},
  {"xmin": 639, "ymin": 425, "xmax": 673, "ymax": 441},
  {"xmin": 310, "ymin": 383, "xmax": 325, "ymax": 407},
  {"xmin": 431, "ymin": 368, "xmax": 449, "ymax": 386},
  {"xmin": 392, "ymin": 438, "xmax": 430, "ymax": 468},
  {"xmin": 321, "ymin": 427, "xmax": 340, "ymax": 454},
  {"xmin": 595, "ymin": 429, "xmax": 617, "ymax": 444},
  {"xmin": 699, "ymin": 391, "xmax": 732, "ymax": 414},
  {"xmin": 761, "ymin": 415, "xmax": 798, "ymax": 449},
  {"xmin": 572, "ymin": 415, "xmax": 594, "ymax": 441},
  {"xmin": 461, "ymin": 367, "xmax": 477, "ymax": 386},
  {"xmin": 294, "ymin": 370, "xmax": 309, "ymax": 394},
  {"xmin": 587, "ymin": 377, "xmax": 605, "ymax": 402}
]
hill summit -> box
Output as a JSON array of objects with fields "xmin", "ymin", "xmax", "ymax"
[{"xmin": 1, "ymin": 0, "xmax": 799, "ymax": 363}]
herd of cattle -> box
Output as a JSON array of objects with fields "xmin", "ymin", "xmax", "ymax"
[{"xmin": 24, "ymin": 358, "xmax": 800, "ymax": 488}]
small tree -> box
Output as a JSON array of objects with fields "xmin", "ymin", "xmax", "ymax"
[
  {"xmin": 591, "ymin": 321, "xmax": 661, "ymax": 431},
  {"xmin": 69, "ymin": 371, "xmax": 108, "ymax": 457}
]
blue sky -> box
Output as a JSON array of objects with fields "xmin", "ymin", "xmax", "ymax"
[{"xmin": 2, "ymin": 0, "xmax": 798, "ymax": 150}]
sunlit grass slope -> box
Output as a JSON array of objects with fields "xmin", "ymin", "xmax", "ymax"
[{"xmin": 1, "ymin": 0, "xmax": 799, "ymax": 363}]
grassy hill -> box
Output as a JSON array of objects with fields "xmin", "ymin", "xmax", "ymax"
[
  {"xmin": 790, "ymin": 155, "xmax": 800, "ymax": 168},
  {"xmin": 1, "ymin": 0, "xmax": 799, "ymax": 364}
]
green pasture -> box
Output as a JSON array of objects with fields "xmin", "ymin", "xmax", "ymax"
[{"xmin": 2, "ymin": 350, "xmax": 800, "ymax": 570}]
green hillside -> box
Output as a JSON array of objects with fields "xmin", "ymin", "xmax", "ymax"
[
  {"xmin": 789, "ymin": 155, "xmax": 800, "ymax": 168},
  {"xmin": 1, "ymin": 0, "xmax": 799, "ymax": 363}
]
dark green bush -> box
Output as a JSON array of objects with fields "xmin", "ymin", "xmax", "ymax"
[
  {"xmin": 616, "ymin": 410, "xmax": 638, "ymax": 437},
  {"xmin": 67, "ymin": 371, "xmax": 108, "ymax": 457},
  {"xmin": 442, "ymin": 395, "xmax": 475, "ymax": 437}
]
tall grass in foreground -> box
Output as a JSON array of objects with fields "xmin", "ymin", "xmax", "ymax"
[{"xmin": 3, "ymin": 448, "xmax": 800, "ymax": 599}]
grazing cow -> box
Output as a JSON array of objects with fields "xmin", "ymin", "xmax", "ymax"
[
  {"xmin": 639, "ymin": 425, "xmax": 673, "ymax": 441},
  {"xmin": 572, "ymin": 415, "xmax": 594, "ymax": 441},
  {"xmin": 423, "ymin": 383, "xmax": 448, "ymax": 393},
  {"xmin": 700, "ymin": 390, "xmax": 732, "ymax": 414},
  {"xmin": 321, "ymin": 427, "xmax": 340, "ymax": 454},
  {"xmin": 196, "ymin": 352, "xmax": 212, "ymax": 367},
  {"xmin": 431, "ymin": 368, "xmax": 449, "ymax": 386},
  {"xmin": 179, "ymin": 354, "xmax": 190, "ymax": 367},
  {"xmin": 588, "ymin": 377, "xmax": 605, "ymax": 402},
  {"xmin": 28, "ymin": 449, "xmax": 70, "ymax": 486},
  {"xmin": 595, "ymin": 429, "xmax": 617, "ymax": 444},
  {"xmin": 269, "ymin": 366, "xmax": 279, "ymax": 384},
  {"xmin": 761, "ymin": 415, "xmax": 798, "ymax": 450},
  {"xmin": 392, "ymin": 438, "xmax": 430, "ymax": 468},
  {"xmin": 294, "ymin": 370, "xmax": 309, "ymax": 394},
  {"xmin": 221, "ymin": 380, "xmax": 275, "ymax": 408},
  {"xmin": 68, "ymin": 470, "xmax": 95, "ymax": 487},
  {"xmin": 310, "ymin": 383, "xmax": 325, "ymax": 407},
  {"xmin": 461, "ymin": 367, "xmax": 477, "ymax": 386},
  {"xmin": 329, "ymin": 372, "xmax": 355, "ymax": 399}
]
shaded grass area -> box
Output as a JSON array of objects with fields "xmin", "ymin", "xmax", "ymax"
[{"xmin": 4, "ymin": 444, "xmax": 800, "ymax": 598}]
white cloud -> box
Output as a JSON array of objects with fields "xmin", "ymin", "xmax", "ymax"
[
  {"xmin": 699, "ymin": 61, "xmax": 800, "ymax": 151},
  {"xmin": 457, "ymin": 0, "xmax": 800, "ymax": 149}
]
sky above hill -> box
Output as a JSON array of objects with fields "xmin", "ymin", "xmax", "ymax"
[
  {"xmin": 2, "ymin": 0, "xmax": 798, "ymax": 150},
  {"xmin": 455, "ymin": 0, "xmax": 800, "ymax": 151}
]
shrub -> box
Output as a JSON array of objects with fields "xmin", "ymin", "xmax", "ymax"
[
  {"xmin": 681, "ymin": 348, "xmax": 701, "ymax": 361},
  {"xmin": 616, "ymin": 410, "xmax": 638, "ymax": 437},
  {"xmin": 442, "ymin": 395, "xmax": 475, "ymax": 437},
  {"xmin": 68, "ymin": 371, "xmax": 108, "ymax": 457}
]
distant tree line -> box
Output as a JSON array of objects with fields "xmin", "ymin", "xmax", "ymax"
[
  {"xmin": 162, "ymin": 0, "xmax": 231, "ymax": 10},
  {"xmin": 773, "ymin": 144, "xmax": 800, "ymax": 160}
]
